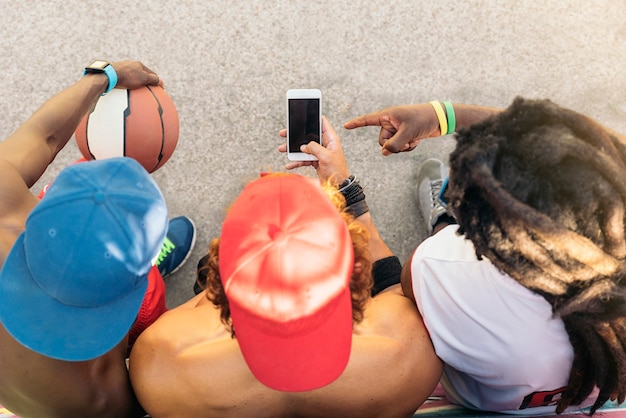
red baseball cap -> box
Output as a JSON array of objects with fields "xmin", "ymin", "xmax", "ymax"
[{"xmin": 219, "ymin": 174, "xmax": 354, "ymax": 392}]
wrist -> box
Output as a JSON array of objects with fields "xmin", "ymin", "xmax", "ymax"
[
  {"xmin": 327, "ymin": 171, "xmax": 350, "ymax": 188},
  {"xmin": 338, "ymin": 175, "xmax": 370, "ymax": 218},
  {"xmin": 82, "ymin": 72, "xmax": 110, "ymax": 95},
  {"xmin": 338, "ymin": 175, "xmax": 356, "ymax": 192},
  {"xmin": 454, "ymin": 104, "xmax": 502, "ymax": 130},
  {"xmin": 429, "ymin": 101, "xmax": 456, "ymax": 136},
  {"xmin": 83, "ymin": 60, "xmax": 118, "ymax": 95}
]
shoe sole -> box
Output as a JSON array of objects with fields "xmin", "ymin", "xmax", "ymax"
[{"xmin": 162, "ymin": 217, "xmax": 198, "ymax": 279}]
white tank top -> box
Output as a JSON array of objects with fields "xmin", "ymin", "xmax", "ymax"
[{"xmin": 410, "ymin": 225, "xmax": 597, "ymax": 414}]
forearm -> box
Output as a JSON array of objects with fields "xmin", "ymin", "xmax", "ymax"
[
  {"xmin": 354, "ymin": 211, "xmax": 402, "ymax": 296},
  {"xmin": 16, "ymin": 73, "xmax": 108, "ymax": 155},
  {"xmin": 2, "ymin": 73, "xmax": 108, "ymax": 187},
  {"xmin": 449, "ymin": 103, "xmax": 502, "ymax": 131},
  {"xmin": 338, "ymin": 176, "xmax": 393, "ymax": 262},
  {"xmin": 337, "ymin": 175, "xmax": 400, "ymax": 295},
  {"xmin": 354, "ymin": 211, "xmax": 394, "ymax": 262}
]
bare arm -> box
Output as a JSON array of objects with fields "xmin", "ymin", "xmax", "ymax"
[
  {"xmin": 344, "ymin": 102, "xmax": 502, "ymax": 155},
  {"xmin": 1, "ymin": 76, "xmax": 109, "ymax": 188},
  {"xmin": 0, "ymin": 60, "xmax": 161, "ymax": 188},
  {"xmin": 353, "ymin": 212, "xmax": 393, "ymax": 262},
  {"xmin": 344, "ymin": 283, "xmax": 443, "ymax": 417}
]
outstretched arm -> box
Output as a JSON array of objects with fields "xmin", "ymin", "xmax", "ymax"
[
  {"xmin": 344, "ymin": 102, "xmax": 502, "ymax": 156},
  {"xmin": 0, "ymin": 60, "xmax": 161, "ymax": 188}
]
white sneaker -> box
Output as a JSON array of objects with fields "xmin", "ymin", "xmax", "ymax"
[{"xmin": 417, "ymin": 158, "xmax": 449, "ymax": 233}]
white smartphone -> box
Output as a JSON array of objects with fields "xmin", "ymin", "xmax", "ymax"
[{"xmin": 286, "ymin": 89, "xmax": 322, "ymax": 161}]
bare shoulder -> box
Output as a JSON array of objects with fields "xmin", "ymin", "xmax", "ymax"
[
  {"xmin": 338, "ymin": 285, "xmax": 442, "ymax": 416},
  {"xmin": 357, "ymin": 285, "xmax": 439, "ymax": 361},
  {"xmin": 129, "ymin": 295, "xmax": 262, "ymax": 418},
  {"xmin": 128, "ymin": 317, "xmax": 180, "ymax": 418},
  {"xmin": 364, "ymin": 284, "xmax": 427, "ymax": 336},
  {"xmin": 130, "ymin": 294, "xmax": 218, "ymax": 365}
]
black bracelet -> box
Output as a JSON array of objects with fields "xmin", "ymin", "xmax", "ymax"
[
  {"xmin": 371, "ymin": 256, "xmax": 402, "ymax": 296},
  {"xmin": 338, "ymin": 175, "xmax": 369, "ymax": 217},
  {"xmin": 339, "ymin": 175, "xmax": 364, "ymax": 205},
  {"xmin": 338, "ymin": 175, "xmax": 356, "ymax": 191},
  {"xmin": 346, "ymin": 200, "xmax": 369, "ymax": 218}
]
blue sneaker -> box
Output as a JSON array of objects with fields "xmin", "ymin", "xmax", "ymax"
[{"xmin": 155, "ymin": 216, "xmax": 197, "ymax": 278}]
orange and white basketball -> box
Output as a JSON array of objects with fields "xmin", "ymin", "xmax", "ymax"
[{"xmin": 74, "ymin": 85, "xmax": 179, "ymax": 173}]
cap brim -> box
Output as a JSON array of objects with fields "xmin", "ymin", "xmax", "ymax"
[
  {"xmin": 232, "ymin": 285, "xmax": 353, "ymax": 392},
  {"xmin": 0, "ymin": 233, "xmax": 148, "ymax": 361}
]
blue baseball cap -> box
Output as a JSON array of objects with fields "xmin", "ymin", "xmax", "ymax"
[{"xmin": 0, "ymin": 157, "xmax": 168, "ymax": 361}]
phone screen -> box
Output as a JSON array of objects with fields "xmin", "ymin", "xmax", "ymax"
[{"xmin": 288, "ymin": 98, "xmax": 321, "ymax": 152}]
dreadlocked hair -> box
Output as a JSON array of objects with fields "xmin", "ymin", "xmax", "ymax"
[
  {"xmin": 446, "ymin": 97, "xmax": 626, "ymax": 415},
  {"xmin": 200, "ymin": 176, "xmax": 373, "ymax": 337}
]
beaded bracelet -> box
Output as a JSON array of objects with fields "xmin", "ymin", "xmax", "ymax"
[{"xmin": 338, "ymin": 175, "xmax": 370, "ymax": 217}]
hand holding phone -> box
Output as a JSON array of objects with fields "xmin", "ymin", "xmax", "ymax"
[
  {"xmin": 286, "ymin": 89, "xmax": 322, "ymax": 161},
  {"xmin": 279, "ymin": 114, "xmax": 350, "ymax": 187}
]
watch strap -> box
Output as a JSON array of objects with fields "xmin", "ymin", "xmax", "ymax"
[{"xmin": 83, "ymin": 62, "xmax": 118, "ymax": 94}]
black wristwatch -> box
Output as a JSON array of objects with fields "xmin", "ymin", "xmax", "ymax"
[{"xmin": 83, "ymin": 60, "xmax": 117, "ymax": 94}]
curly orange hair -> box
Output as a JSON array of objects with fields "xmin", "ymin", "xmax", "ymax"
[{"xmin": 197, "ymin": 177, "xmax": 373, "ymax": 336}]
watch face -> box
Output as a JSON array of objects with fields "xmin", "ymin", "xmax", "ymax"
[{"xmin": 87, "ymin": 60, "xmax": 110, "ymax": 71}]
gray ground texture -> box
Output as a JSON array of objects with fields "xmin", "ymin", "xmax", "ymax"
[{"xmin": 1, "ymin": 1, "xmax": 624, "ymax": 307}]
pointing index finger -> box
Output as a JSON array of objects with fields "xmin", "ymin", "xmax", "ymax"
[{"xmin": 344, "ymin": 111, "xmax": 387, "ymax": 130}]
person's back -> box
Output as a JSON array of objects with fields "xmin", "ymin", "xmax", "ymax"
[
  {"xmin": 131, "ymin": 136, "xmax": 443, "ymax": 418},
  {"xmin": 130, "ymin": 283, "xmax": 439, "ymax": 418},
  {"xmin": 408, "ymin": 224, "xmax": 598, "ymax": 414},
  {"xmin": 0, "ymin": 326, "xmax": 140, "ymax": 418}
]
